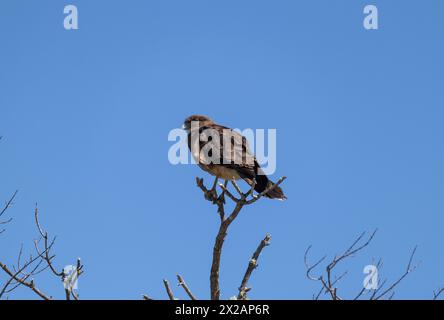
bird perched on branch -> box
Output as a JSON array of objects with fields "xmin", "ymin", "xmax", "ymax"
[{"xmin": 182, "ymin": 115, "xmax": 286, "ymax": 200}]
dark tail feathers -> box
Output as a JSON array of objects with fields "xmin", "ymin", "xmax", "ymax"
[{"xmin": 254, "ymin": 174, "xmax": 286, "ymax": 200}]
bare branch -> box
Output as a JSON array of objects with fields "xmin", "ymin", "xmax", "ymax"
[
  {"xmin": 209, "ymin": 203, "xmax": 242, "ymax": 300},
  {"xmin": 34, "ymin": 207, "xmax": 64, "ymax": 278},
  {"xmin": 1, "ymin": 205, "xmax": 83, "ymax": 300},
  {"xmin": 304, "ymin": 246, "xmax": 326, "ymax": 281},
  {"xmin": 304, "ymin": 230, "xmax": 378, "ymax": 300},
  {"xmin": 372, "ymin": 246, "xmax": 419, "ymax": 300},
  {"xmin": 231, "ymin": 179, "xmax": 244, "ymax": 197},
  {"xmin": 238, "ymin": 234, "xmax": 271, "ymax": 300},
  {"xmin": 0, "ymin": 250, "xmax": 52, "ymax": 300},
  {"xmin": 0, "ymin": 190, "xmax": 17, "ymax": 219},
  {"xmin": 177, "ymin": 274, "xmax": 197, "ymax": 300},
  {"xmin": 218, "ymin": 183, "xmax": 240, "ymax": 203},
  {"xmin": 163, "ymin": 279, "xmax": 175, "ymax": 300},
  {"xmin": 329, "ymin": 229, "xmax": 378, "ymax": 271},
  {"xmin": 196, "ymin": 176, "xmax": 286, "ymax": 299},
  {"xmin": 304, "ymin": 230, "xmax": 421, "ymax": 300},
  {"xmin": 433, "ymin": 287, "xmax": 444, "ymax": 300},
  {"xmin": 0, "ymin": 190, "xmax": 18, "ymax": 233}
]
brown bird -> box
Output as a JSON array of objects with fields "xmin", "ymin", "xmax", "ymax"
[{"xmin": 183, "ymin": 115, "xmax": 286, "ymax": 200}]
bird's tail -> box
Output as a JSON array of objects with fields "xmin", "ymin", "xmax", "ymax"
[{"xmin": 254, "ymin": 174, "xmax": 286, "ymax": 200}]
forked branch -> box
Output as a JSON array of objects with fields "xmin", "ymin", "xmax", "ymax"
[
  {"xmin": 0, "ymin": 206, "xmax": 83, "ymax": 300},
  {"xmin": 197, "ymin": 176, "xmax": 285, "ymax": 300}
]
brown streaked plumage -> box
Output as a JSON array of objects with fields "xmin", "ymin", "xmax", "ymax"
[{"xmin": 183, "ymin": 115, "xmax": 286, "ymax": 200}]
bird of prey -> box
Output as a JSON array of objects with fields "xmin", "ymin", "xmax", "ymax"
[{"xmin": 182, "ymin": 115, "xmax": 286, "ymax": 200}]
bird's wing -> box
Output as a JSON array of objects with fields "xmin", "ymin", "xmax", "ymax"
[{"xmin": 188, "ymin": 124, "xmax": 257, "ymax": 178}]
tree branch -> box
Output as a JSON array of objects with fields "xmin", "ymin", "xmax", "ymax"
[
  {"xmin": 237, "ymin": 234, "xmax": 271, "ymax": 300},
  {"xmin": 0, "ymin": 253, "xmax": 52, "ymax": 300},
  {"xmin": 177, "ymin": 274, "xmax": 197, "ymax": 300},
  {"xmin": 197, "ymin": 176, "xmax": 286, "ymax": 300},
  {"xmin": 0, "ymin": 190, "xmax": 18, "ymax": 233},
  {"xmin": 0, "ymin": 205, "xmax": 83, "ymax": 300},
  {"xmin": 163, "ymin": 279, "xmax": 175, "ymax": 300},
  {"xmin": 372, "ymin": 246, "xmax": 419, "ymax": 300},
  {"xmin": 433, "ymin": 287, "xmax": 444, "ymax": 300},
  {"xmin": 304, "ymin": 230, "xmax": 420, "ymax": 300}
]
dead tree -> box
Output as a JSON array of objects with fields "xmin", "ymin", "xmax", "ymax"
[
  {"xmin": 153, "ymin": 179, "xmax": 444, "ymax": 301},
  {"xmin": 158, "ymin": 176, "xmax": 286, "ymax": 300}
]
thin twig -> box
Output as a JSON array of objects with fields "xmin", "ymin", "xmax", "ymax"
[
  {"xmin": 304, "ymin": 230, "xmax": 378, "ymax": 300},
  {"xmin": 34, "ymin": 207, "xmax": 64, "ymax": 277},
  {"xmin": 433, "ymin": 287, "xmax": 444, "ymax": 300},
  {"xmin": 0, "ymin": 190, "xmax": 18, "ymax": 233},
  {"xmin": 373, "ymin": 246, "xmax": 418, "ymax": 300},
  {"xmin": 0, "ymin": 190, "xmax": 18, "ymax": 218},
  {"xmin": 304, "ymin": 230, "xmax": 419, "ymax": 300}
]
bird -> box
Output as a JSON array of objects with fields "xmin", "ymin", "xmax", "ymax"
[{"xmin": 182, "ymin": 115, "xmax": 286, "ymax": 200}]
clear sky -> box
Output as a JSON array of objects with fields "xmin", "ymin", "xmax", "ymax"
[{"xmin": 1, "ymin": 0, "xmax": 443, "ymax": 299}]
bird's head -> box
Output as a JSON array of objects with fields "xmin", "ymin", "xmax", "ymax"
[{"xmin": 182, "ymin": 115, "xmax": 214, "ymax": 132}]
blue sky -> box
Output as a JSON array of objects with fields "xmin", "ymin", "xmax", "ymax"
[{"xmin": 0, "ymin": 0, "xmax": 443, "ymax": 299}]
